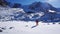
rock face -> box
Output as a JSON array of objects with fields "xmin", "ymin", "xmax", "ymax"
[
  {"xmin": 12, "ymin": 3, "xmax": 22, "ymax": 8},
  {"xmin": 0, "ymin": 0, "xmax": 9, "ymax": 7}
]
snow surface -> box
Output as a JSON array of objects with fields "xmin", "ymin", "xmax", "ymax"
[
  {"xmin": 49, "ymin": 10, "xmax": 56, "ymax": 13},
  {"xmin": 0, "ymin": 21, "xmax": 60, "ymax": 34}
]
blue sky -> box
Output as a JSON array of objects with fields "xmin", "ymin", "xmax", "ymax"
[{"xmin": 6, "ymin": 0, "xmax": 60, "ymax": 8}]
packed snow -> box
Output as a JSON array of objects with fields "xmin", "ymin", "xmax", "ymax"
[{"xmin": 0, "ymin": 21, "xmax": 60, "ymax": 34}]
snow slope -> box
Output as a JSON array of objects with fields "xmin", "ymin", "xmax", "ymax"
[
  {"xmin": 0, "ymin": 7, "xmax": 44, "ymax": 21},
  {"xmin": 0, "ymin": 21, "xmax": 60, "ymax": 34}
]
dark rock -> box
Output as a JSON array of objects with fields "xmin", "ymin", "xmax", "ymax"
[
  {"xmin": 53, "ymin": 22, "xmax": 55, "ymax": 24},
  {"xmin": 59, "ymin": 23, "xmax": 60, "ymax": 24},
  {"xmin": 9, "ymin": 27, "xmax": 14, "ymax": 29},
  {"xmin": 0, "ymin": 0, "xmax": 10, "ymax": 7},
  {"xmin": 1, "ymin": 28, "xmax": 6, "ymax": 30},
  {"xmin": 12, "ymin": 3, "xmax": 22, "ymax": 8},
  {"xmin": 0, "ymin": 27, "xmax": 1, "ymax": 28},
  {"xmin": 0, "ymin": 29, "xmax": 3, "ymax": 32},
  {"xmin": 25, "ymin": 25, "xmax": 28, "ymax": 27}
]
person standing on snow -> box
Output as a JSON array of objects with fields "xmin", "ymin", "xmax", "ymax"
[
  {"xmin": 31, "ymin": 20, "xmax": 39, "ymax": 28},
  {"xmin": 35, "ymin": 20, "xmax": 39, "ymax": 26}
]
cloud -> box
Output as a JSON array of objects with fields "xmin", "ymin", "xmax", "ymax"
[
  {"xmin": 46, "ymin": 0, "xmax": 60, "ymax": 8},
  {"xmin": 46, "ymin": 0, "xmax": 59, "ymax": 2}
]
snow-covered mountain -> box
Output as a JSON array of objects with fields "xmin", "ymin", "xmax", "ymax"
[
  {"xmin": 0, "ymin": 6, "xmax": 45, "ymax": 21},
  {"xmin": 0, "ymin": 7, "xmax": 25, "ymax": 21},
  {"xmin": 22, "ymin": 2, "xmax": 57, "ymax": 13},
  {"xmin": 0, "ymin": 1, "xmax": 60, "ymax": 22},
  {"xmin": 22, "ymin": 2, "xmax": 60, "ymax": 22}
]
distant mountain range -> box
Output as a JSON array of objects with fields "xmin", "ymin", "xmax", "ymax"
[
  {"xmin": 22, "ymin": 2, "xmax": 57, "ymax": 13},
  {"xmin": 0, "ymin": 0, "xmax": 60, "ymax": 12}
]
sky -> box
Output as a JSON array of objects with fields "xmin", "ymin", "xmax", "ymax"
[{"xmin": 6, "ymin": 0, "xmax": 60, "ymax": 8}]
